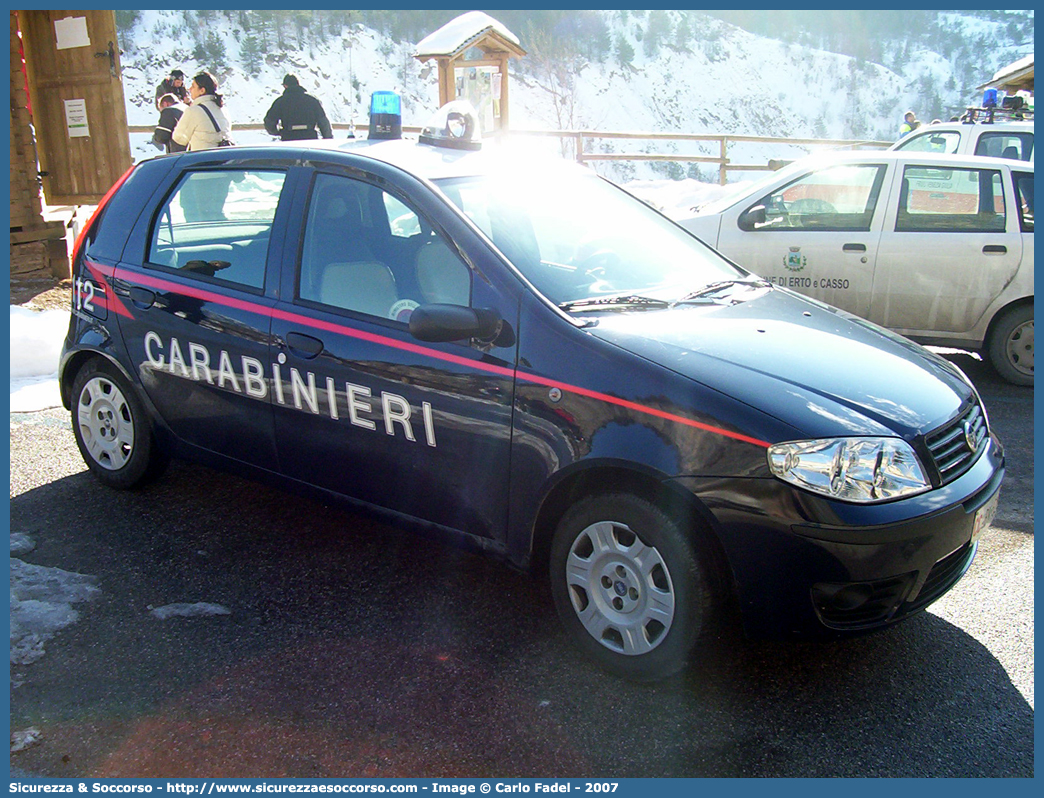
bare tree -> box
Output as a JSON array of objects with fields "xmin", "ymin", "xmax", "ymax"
[{"xmin": 524, "ymin": 29, "xmax": 587, "ymax": 158}]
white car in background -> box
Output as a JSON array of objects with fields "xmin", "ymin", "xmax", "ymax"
[
  {"xmin": 890, "ymin": 119, "xmax": 1033, "ymax": 163},
  {"xmin": 679, "ymin": 151, "xmax": 1034, "ymax": 384}
]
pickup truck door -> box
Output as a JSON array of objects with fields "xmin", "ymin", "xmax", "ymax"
[{"xmin": 870, "ymin": 162, "xmax": 1023, "ymax": 335}]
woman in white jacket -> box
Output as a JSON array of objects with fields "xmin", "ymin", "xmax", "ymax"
[
  {"xmin": 172, "ymin": 71, "xmax": 233, "ymax": 221},
  {"xmin": 172, "ymin": 71, "xmax": 232, "ymax": 151}
]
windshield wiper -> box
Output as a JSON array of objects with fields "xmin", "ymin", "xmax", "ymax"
[
  {"xmin": 559, "ymin": 294, "xmax": 671, "ymax": 313},
  {"xmin": 672, "ymin": 278, "xmax": 770, "ymax": 305}
]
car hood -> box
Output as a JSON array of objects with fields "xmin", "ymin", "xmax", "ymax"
[{"xmin": 585, "ymin": 287, "xmax": 972, "ymax": 439}]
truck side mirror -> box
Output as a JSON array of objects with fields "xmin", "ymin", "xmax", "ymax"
[{"xmin": 739, "ymin": 204, "xmax": 767, "ymax": 231}]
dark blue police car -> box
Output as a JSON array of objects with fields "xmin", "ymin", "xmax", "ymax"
[{"xmin": 61, "ymin": 104, "xmax": 1003, "ymax": 680}]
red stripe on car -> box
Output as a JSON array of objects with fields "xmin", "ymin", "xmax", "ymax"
[{"xmin": 117, "ymin": 270, "xmax": 771, "ymax": 449}]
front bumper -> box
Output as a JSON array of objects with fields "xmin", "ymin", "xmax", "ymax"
[{"xmin": 671, "ymin": 436, "xmax": 1004, "ymax": 638}]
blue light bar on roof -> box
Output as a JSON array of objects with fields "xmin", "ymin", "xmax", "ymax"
[{"xmin": 368, "ymin": 91, "xmax": 402, "ymax": 140}]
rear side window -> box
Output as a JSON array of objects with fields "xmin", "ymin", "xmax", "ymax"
[
  {"xmin": 739, "ymin": 163, "xmax": 886, "ymax": 232},
  {"xmin": 1013, "ymin": 172, "xmax": 1033, "ymax": 232},
  {"xmin": 895, "ymin": 166, "xmax": 1005, "ymax": 233},
  {"xmin": 975, "ymin": 132, "xmax": 1034, "ymax": 163},
  {"xmin": 87, "ymin": 161, "xmax": 169, "ymax": 262},
  {"xmin": 147, "ymin": 169, "xmax": 286, "ymax": 291},
  {"xmin": 894, "ymin": 130, "xmax": 962, "ymax": 155}
]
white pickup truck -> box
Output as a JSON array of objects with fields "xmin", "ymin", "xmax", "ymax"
[{"xmin": 678, "ymin": 151, "xmax": 1034, "ymax": 384}]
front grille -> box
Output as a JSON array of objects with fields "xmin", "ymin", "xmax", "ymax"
[
  {"xmin": 924, "ymin": 403, "xmax": 988, "ymax": 485},
  {"xmin": 905, "ymin": 542, "xmax": 976, "ymax": 613}
]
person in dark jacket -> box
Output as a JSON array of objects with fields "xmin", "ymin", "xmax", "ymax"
[
  {"xmin": 152, "ymin": 93, "xmax": 187, "ymax": 153},
  {"xmin": 154, "ymin": 69, "xmax": 189, "ymax": 110},
  {"xmin": 264, "ymin": 74, "xmax": 333, "ymax": 140}
]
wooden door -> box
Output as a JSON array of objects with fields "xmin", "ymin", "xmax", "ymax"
[{"xmin": 18, "ymin": 9, "xmax": 131, "ymax": 205}]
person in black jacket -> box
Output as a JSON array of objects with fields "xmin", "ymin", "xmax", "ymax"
[
  {"xmin": 154, "ymin": 69, "xmax": 189, "ymax": 110},
  {"xmin": 264, "ymin": 74, "xmax": 333, "ymax": 141},
  {"xmin": 152, "ymin": 93, "xmax": 187, "ymax": 153}
]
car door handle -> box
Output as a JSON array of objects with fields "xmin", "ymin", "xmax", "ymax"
[
  {"xmin": 129, "ymin": 286, "xmax": 156, "ymax": 309},
  {"xmin": 983, "ymin": 245, "xmax": 1007, "ymax": 254},
  {"xmin": 285, "ymin": 332, "xmax": 324, "ymax": 359},
  {"xmin": 842, "ymin": 243, "xmax": 866, "ymax": 252}
]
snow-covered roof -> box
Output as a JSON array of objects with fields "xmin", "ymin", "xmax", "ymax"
[
  {"xmin": 413, "ymin": 11, "xmax": 524, "ymax": 60},
  {"xmin": 978, "ymin": 54, "xmax": 1033, "ymax": 91}
]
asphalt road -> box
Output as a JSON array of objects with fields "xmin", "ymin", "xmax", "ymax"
[{"xmin": 9, "ymin": 351, "xmax": 1033, "ymax": 778}]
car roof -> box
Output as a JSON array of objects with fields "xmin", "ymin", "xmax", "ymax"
[{"xmin": 152, "ymin": 136, "xmax": 585, "ymax": 183}]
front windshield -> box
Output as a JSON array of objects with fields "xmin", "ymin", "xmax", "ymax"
[{"xmin": 435, "ymin": 166, "xmax": 743, "ymax": 308}]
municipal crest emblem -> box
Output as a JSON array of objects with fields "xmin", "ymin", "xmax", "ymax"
[{"xmin": 783, "ymin": 246, "xmax": 806, "ymax": 272}]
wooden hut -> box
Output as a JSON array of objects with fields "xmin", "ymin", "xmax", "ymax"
[
  {"xmin": 414, "ymin": 11, "xmax": 525, "ymax": 134},
  {"xmin": 10, "ymin": 9, "xmax": 131, "ymax": 279}
]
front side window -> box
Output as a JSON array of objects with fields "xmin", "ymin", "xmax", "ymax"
[
  {"xmin": 896, "ymin": 166, "xmax": 1006, "ymax": 233},
  {"xmin": 739, "ymin": 164, "xmax": 886, "ymax": 232},
  {"xmin": 148, "ymin": 169, "xmax": 285, "ymax": 290},
  {"xmin": 298, "ymin": 172, "xmax": 471, "ymax": 321},
  {"xmin": 894, "ymin": 130, "xmax": 962, "ymax": 155},
  {"xmin": 975, "ymin": 132, "xmax": 1034, "ymax": 163},
  {"xmin": 436, "ymin": 165, "xmax": 741, "ymax": 307}
]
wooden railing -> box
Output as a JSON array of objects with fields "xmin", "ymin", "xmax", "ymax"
[
  {"xmin": 505, "ymin": 129, "xmax": 891, "ymax": 184},
  {"xmin": 128, "ymin": 124, "xmax": 891, "ymax": 184}
]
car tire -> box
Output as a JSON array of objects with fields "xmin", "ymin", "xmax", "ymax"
[
  {"xmin": 549, "ymin": 493, "xmax": 716, "ymax": 681},
  {"xmin": 987, "ymin": 304, "xmax": 1034, "ymax": 386},
  {"xmin": 71, "ymin": 358, "xmax": 167, "ymax": 489}
]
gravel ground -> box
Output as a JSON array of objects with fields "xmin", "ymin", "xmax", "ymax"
[{"xmin": 8, "ymin": 333, "xmax": 1033, "ymax": 778}]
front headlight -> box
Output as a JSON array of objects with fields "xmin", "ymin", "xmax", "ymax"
[{"xmin": 767, "ymin": 438, "xmax": 930, "ymax": 503}]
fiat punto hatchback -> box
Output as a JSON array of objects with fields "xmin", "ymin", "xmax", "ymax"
[
  {"xmin": 62, "ymin": 106, "xmax": 1003, "ymax": 680},
  {"xmin": 679, "ymin": 151, "xmax": 1034, "ymax": 385}
]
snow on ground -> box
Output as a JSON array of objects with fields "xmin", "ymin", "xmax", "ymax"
[
  {"xmin": 10, "ymin": 533, "xmax": 101, "ymax": 675},
  {"xmin": 10, "ymin": 306, "xmax": 68, "ymax": 413}
]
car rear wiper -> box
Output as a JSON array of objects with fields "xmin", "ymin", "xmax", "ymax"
[
  {"xmin": 672, "ymin": 278, "xmax": 771, "ymax": 305},
  {"xmin": 559, "ymin": 294, "xmax": 672, "ymax": 313}
]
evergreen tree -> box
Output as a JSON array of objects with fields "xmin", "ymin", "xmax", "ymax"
[
  {"xmin": 193, "ymin": 31, "xmax": 226, "ymax": 70},
  {"xmin": 114, "ymin": 10, "xmax": 139, "ymax": 31},
  {"xmin": 615, "ymin": 33, "xmax": 635, "ymax": 68},
  {"xmin": 674, "ymin": 16, "xmax": 693, "ymax": 52},
  {"xmin": 644, "ymin": 10, "xmax": 672, "ymax": 58},
  {"xmin": 241, "ymin": 33, "xmax": 264, "ymax": 76}
]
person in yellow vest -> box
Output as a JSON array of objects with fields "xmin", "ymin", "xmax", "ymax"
[{"xmin": 899, "ymin": 110, "xmax": 920, "ymax": 138}]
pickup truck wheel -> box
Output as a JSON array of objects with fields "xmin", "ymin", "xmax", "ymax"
[
  {"xmin": 549, "ymin": 493, "xmax": 714, "ymax": 681},
  {"xmin": 71, "ymin": 358, "xmax": 167, "ymax": 489},
  {"xmin": 988, "ymin": 305, "xmax": 1033, "ymax": 386}
]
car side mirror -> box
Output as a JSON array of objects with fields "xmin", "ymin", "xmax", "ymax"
[
  {"xmin": 739, "ymin": 204, "xmax": 766, "ymax": 231},
  {"xmin": 409, "ymin": 304, "xmax": 503, "ymax": 343}
]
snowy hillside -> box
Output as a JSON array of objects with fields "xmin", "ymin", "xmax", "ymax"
[{"xmin": 115, "ymin": 9, "xmax": 1032, "ymax": 182}]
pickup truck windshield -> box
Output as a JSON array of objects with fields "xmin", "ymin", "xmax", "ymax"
[{"xmin": 435, "ymin": 168, "xmax": 742, "ymax": 308}]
